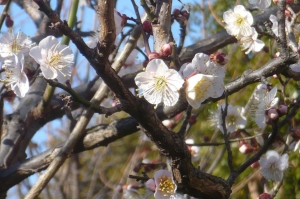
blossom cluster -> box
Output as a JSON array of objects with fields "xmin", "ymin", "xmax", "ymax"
[
  {"xmin": 0, "ymin": 30, "xmax": 74, "ymax": 98},
  {"xmin": 134, "ymin": 53, "xmax": 226, "ymax": 109},
  {"xmin": 223, "ymin": 5, "xmax": 264, "ymax": 54}
]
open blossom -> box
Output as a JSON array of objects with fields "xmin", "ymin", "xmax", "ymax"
[
  {"xmin": 154, "ymin": 170, "xmax": 177, "ymax": 199},
  {"xmin": 180, "ymin": 53, "xmax": 225, "ymax": 109},
  {"xmin": 135, "ymin": 59, "xmax": 184, "ymax": 107},
  {"xmin": 217, "ymin": 104, "xmax": 246, "ymax": 133},
  {"xmin": 249, "ymin": 0, "xmax": 271, "ymax": 9},
  {"xmin": 223, "ymin": 5, "xmax": 253, "ymax": 38},
  {"xmin": 259, "ymin": 150, "xmax": 288, "ymax": 181},
  {"xmin": 239, "ymin": 27, "xmax": 265, "ymax": 54},
  {"xmin": 269, "ymin": 14, "xmax": 292, "ymax": 37},
  {"xmin": 29, "ymin": 36, "xmax": 74, "ymax": 83},
  {"xmin": 2, "ymin": 54, "xmax": 29, "ymax": 97},
  {"xmin": 254, "ymin": 87, "xmax": 278, "ymax": 129},
  {"xmin": 0, "ymin": 30, "xmax": 35, "ymax": 58}
]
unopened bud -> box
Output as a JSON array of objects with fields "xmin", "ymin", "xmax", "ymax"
[
  {"xmin": 251, "ymin": 161, "xmax": 260, "ymax": 168},
  {"xmin": 239, "ymin": 144, "xmax": 254, "ymax": 154},
  {"xmin": 278, "ymin": 104, "xmax": 288, "ymax": 115},
  {"xmin": 173, "ymin": 9, "xmax": 181, "ymax": 17},
  {"xmin": 161, "ymin": 43, "xmax": 172, "ymax": 56},
  {"xmin": 273, "ymin": 0, "xmax": 278, "ymax": 4},
  {"xmin": 294, "ymin": 129, "xmax": 300, "ymax": 137},
  {"xmin": 148, "ymin": 52, "xmax": 161, "ymax": 61},
  {"xmin": 181, "ymin": 10, "xmax": 190, "ymax": 19},
  {"xmin": 286, "ymin": 0, "xmax": 292, "ymax": 4},
  {"xmin": 5, "ymin": 15, "xmax": 13, "ymax": 28},
  {"xmin": 0, "ymin": 0, "xmax": 8, "ymax": 5},
  {"xmin": 204, "ymin": 136, "xmax": 210, "ymax": 142},
  {"xmin": 188, "ymin": 114, "xmax": 197, "ymax": 125},
  {"xmin": 274, "ymin": 52, "xmax": 280, "ymax": 58},
  {"xmin": 263, "ymin": 46, "xmax": 269, "ymax": 53},
  {"xmin": 210, "ymin": 52, "xmax": 228, "ymax": 65},
  {"xmin": 258, "ymin": 193, "xmax": 273, "ymax": 199},
  {"xmin": 142, "ymin": 20, "xmax": 152, "ymax": 34},
  {"xmin": 272, "ymin": 74, "xmax": 278, "ymax": 78},
  {"xmin": 267, "ymin": 108, "xmax": 279, "ymax": 120},
  {"xmin": 133, "ymin": 165, "xmax": 141, "ymax": 172},
  {"xmin": 285, "ymin": 9, "xmax": 292, "ymax": 18},
  {"xmin": 162, "ymin": 119, "xmax": 175, "ymax": 129}
]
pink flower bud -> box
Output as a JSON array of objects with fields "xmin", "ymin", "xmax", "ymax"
[
  {"xmin": 278, "ymin": 104, "xmax": 288, "ymax": 115},
  {"xmin": 258, "ymin": 193, "xmax": 273, "ymax": 199},
  {"xmin": 263, "ymin": 46, "xmax": 269, "ymax": 53},
  {"xmin": 161, "ymin": 43, "xmax": 172, "ymax": 56},
  {"xmin": 162, "ymin": 119, "xmax": 175, "ymax": 129},
  {"xmin": 267, "ymin": 108, "xmax": 279, "ymax": 120},
  {"xmin": 272, "ymin": 74, "xmax": 278, "ymax": 78},
  {"xmin": 286, "ymin": 0, "xmax": 292, "ymax": 4},
  {"xmin": 148, "ymin": 52, "xmax": 161, "ymax": 61},
  {"xmin": 239, "ymin": 144, "xmax": 254, "ymax": 154},
  {"xmin": 204, "ymin": 136, "xmax": 210, "ymax": 142},
  {"xmin": 274, "ymin": 52, "xmax": 280, "ymax": 58},
  {"xmin": 210, "ymin": 52, "xmax": 228, "ymax": 65},
  {"xmin": 133, "ymin": 164, "xmax": 141, "ymax": 172},
  {"xmin": 251, "ymin": 161, "xmax": 260, "ymax": 168},
  {"xmin": 142, "ymin": 20, "xmax": 152, "ymax": 34},
  {"xmin": 5, "ymin": 15, "xmax": 13, "ymax": 28},
  {"xmin": 285, "ymin": 9, "xmax": 292, "ymax": 18},
  {"xmin": 294, "ymin": 129, "xmax": 300, "ymax": 137},
  {"xmin": 0, "ymin": 0, "xmax": 8, "ymax": 5},
  {"xmin": 173, "ymin": 9, "xmax": 181, "ymax": 17},
  {"xmin": 273, "ymin": 0, "xmax": 278, "ymax": 4},
  {"xmin": 145, "ymin": 179, "xmax": 156, "ymax": 192},
  {"xmin": 181, "ymin": 10, "xmax": 190, "ymax": 19},
  {"xmin": 188, "ymin": 114, "xmax": 197, "ymax": 125}
]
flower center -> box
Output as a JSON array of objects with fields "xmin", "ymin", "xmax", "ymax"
[
  {"xmin": 11, "ymin": 40, "xmax": 22, "ymax": 53},
  {"xmin": 227, "ymin": 115, "xmax": 237, "ymax": 126},
  {"xmin": 158, "ymin": 175, "xmax": 176, "ymax": 196},
  {"xmin": 154, "ymin": 76, "xmax": 167, "ymax": 90},
  {"xmin": 235, "ymin": 15, "xmax": 245, "ymax": 26},
  {"xmin": 47, "ymin": 51, "xmax": 63, "ymax": 67},
  {"xmin": 194, "ymin": 78, "xmax": 211, "ymax": 100}
]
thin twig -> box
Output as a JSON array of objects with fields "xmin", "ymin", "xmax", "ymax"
[
  {"xmin": 220, "ymin": 91, "xmax": 234, "ymax": 172},
  {"xmin": 131, "ymin": 0, "xmax": 151, "ymax": 55}
]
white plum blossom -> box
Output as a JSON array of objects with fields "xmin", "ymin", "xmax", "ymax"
[
  {"xmin": 154, "ymin": 170, "xmax": 177, "ymax": 199},
  {"xmin": 269, "ymin": 14, "xmax": 293, "ymax": 37},
  {"xmin": 239, "ymin": 27, "xmax": 265, "ymax": 54},
  {"xmin": 217, "ymin": 104, "xmax": 246, "ymax": 133},
  {"xmin": 29, "ymin": 36, "xmax": 74, "ymax": 83},
  {"xmin": 134, "ymin": 59, "xmax": 184, "ymax": 107},
  {"xmin": 259, "ymin": 150, "xmax": 288, "ymax": 181},
  {"xmin": 1, "ymin": 54, "xmax": 29, "ymax": 98},
  {"xmin": 223, "ymin": 5, "xmax": 254, "ymax": 38},
  {"xmin": 0, "ymin": 30, "xmax": 35, "ymax": 59},
  {"xmin": 180, "ymin": 53, "xmax": 225, "ymax": 109},
  {"xmin": 254, "ymin": 87, "xmax": 279, "ymax": 129},
  {"xmin": 249, "ymin": 0, "xmax": 271, "ymax": 9}
]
